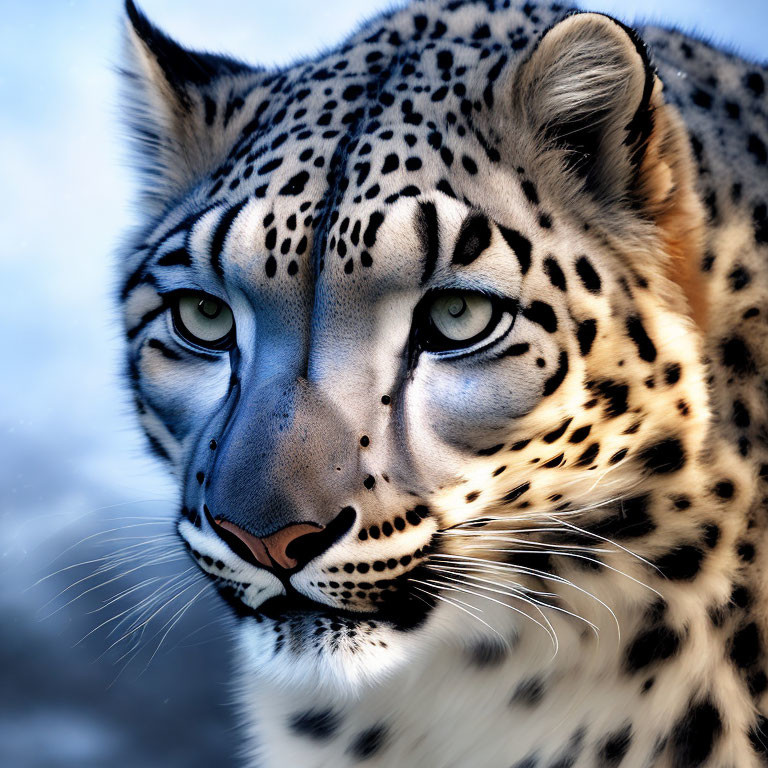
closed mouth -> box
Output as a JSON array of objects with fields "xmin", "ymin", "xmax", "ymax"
[
  {"xmin": 214, "ymin": 570, "xmax": 436, "ymax": 631},
  {"xmin": 258, "ymin": 592, "xmax": 379, "ymax": 621},
  {"xmin": 191, "ymin": 505, "xmax": 439, "ymax": 630}
]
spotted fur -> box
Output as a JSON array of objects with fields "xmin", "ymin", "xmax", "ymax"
[{"xmin": 118, "ymin": 1, "xmax": 768, "ymax": 766}]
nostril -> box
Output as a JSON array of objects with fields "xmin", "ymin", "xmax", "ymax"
[
  {"xmin": 261, "ymin": 522, "xmax": 325, "ymax": 569},
  {"xmin": 212, "ymin": 517, "xmax": 273, "ymax": 569},
  {"xmin": 284, "ymin": 506, "xmax": 356, "ymax": 568},
  {"xmin": 283, "ymin": 528, "xmax": 325, "ymax": 568}
]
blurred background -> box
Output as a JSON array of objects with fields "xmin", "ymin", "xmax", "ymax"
[{"xmin": 0, "ymin": 1, "xmax": 764, "ymax": 766}]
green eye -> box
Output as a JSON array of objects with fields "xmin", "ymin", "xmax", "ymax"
[
  {"xmin": 172, "ymin": 292, "xmax": 235, "ymax": 350},
  {"xmin": 428, "ymin": 293, "xmax": 494, "ymax": 342},
  {"xmin": 409, "ymin": 290, "xmax": 513, "ymax": 360}
]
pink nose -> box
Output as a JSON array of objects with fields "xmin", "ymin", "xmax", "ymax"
[{"xmin": 213, "ymin": 519, "xmax": 324, "ymax": 570}]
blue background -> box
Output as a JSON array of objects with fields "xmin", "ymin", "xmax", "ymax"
[{"xmin": 0, "ymin": 1, "xmax": 764, "ymax": 765}]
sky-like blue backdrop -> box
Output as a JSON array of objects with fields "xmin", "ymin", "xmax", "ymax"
[{"xmin": 0, "ymin": 2, "xmax": 765, "ymax": 766}]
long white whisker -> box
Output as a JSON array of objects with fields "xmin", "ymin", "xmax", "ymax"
[
  {"xmin": 96, "ymin": 533, "xmax": 177, "ymax": 546},
  {"xmin": 431, "ymin": 567, "xmax": 601, "ymax": 637},
  {"xmin": 43, "ymin": 511, "xmax": 175, "ymax": 565},
  {"xmin": 33, "ymin": 535, "xmax": 177, "ymax": 596},
  {"xmin": 75, "ymin": 577, "xmax": 171, "ymax": 646},
  {"xmin": 142, "ymin": 583, "xmax": 210, "ymax": 672},
  {"xmin": 413, "ymin": 577, "xmax": 557, "ymax": 652},
  {"xmin": 93, "ymin": 539, "xmax": 179, "ymax": 571},
  {"xmin": 434, "ymin": 549, "xmax": 654, "ymax": 620},
  {"xmin": 435, "ymin": 530, "xmax": 613, "ymax": 554},
  {"xmin": 104, "ymin": 569, "xmax": 198, "ymax": 641},
  {"xmin": 106, "ymin": 577, "xmax": 204, "ymax": 652},
  {"xmin": 39, "ymin": 554, "xmax": 188, "ymax": 618},
  {"xmin": 542, "ymin": 515, "xmax": 660, "ymax": 572},
  {"xmin": 483, "ymin": 548, "xmax": 662, "ymax": 599},
  {"xmin": 87, "ymin": 575, "xmax": 167, "ymax": 614},
  {"xmin": 92, "ymin": 538, "xmax": 178, "ymax": 569},
  {"xmin": 411, "ymin": 586, "xmax": 507, "ymax": 642},
  {"xmin": 421, "ymin": 573, "xmax": 561, "ymax": 653}
]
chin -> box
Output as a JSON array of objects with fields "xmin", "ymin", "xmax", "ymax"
[
  {"xmin": 233, "ymin": 600, "xmax": 434, "ymax": 693},
  {"xmin": 177, "ymin": 516, "xmax": 439, "ymax": 691}
]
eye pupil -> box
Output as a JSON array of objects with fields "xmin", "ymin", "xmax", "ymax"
[
  {"xmin": 198, "ymin": 298, "xmax": 221, "ymax": 319},
  {"xmin": 447, "ymin": 297, "xmax": 466, "ymax": 318},
  {"xmin": 173, "ymin": 292, "xmax": 235, "ymax": 351},
  {"xmin": 423, "ymin": 290, "xmax": 498, "ymax": 352}
]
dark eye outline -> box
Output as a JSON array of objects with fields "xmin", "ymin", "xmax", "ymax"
[
  {"xmin": 409, "ymin": 290, "xmax": 516, "ymax": 360},
  {"xmin": 169, "ymin": 290, "xmax": 236, "ymax": 351}
]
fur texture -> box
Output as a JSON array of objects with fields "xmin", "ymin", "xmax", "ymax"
[{"xmin": 118, "ymin": 1, "xmax": 768, "ymax": 765}]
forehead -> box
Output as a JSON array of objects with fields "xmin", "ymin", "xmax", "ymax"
[
  {"xmin": 200, "ymin": 35, "xmax": 508, "ymax": 211},
  {"xmin": 143, "ymin": 3, "xmax": 561, "ymax": 302}
]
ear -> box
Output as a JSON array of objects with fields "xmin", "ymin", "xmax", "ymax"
[
  {"xmin": 514, "ymin": 12, "xmax": 665, "ymax": 208},
  {"xmin": 511, "ymin": 12, "xmax": 707, "ymax": 323},
  {"xmin": 121, "ymin": 0, "xmax": 255, "ymax": 213}
]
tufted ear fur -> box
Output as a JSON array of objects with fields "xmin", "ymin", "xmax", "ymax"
[
  {"xmin": 510, "ymin": 13, "xmax": 707, "ymax": 323},
  {"xmin": 122, "ymin": 0, "xmax": 255, "ymax": 213},
  {"xmin": 513, "ymin": 13, "xmax": 657, "ymax": 208}
]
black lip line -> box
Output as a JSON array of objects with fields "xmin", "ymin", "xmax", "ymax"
[
  {"xmin": 253, "ymin": 588, "xmax": 434, "ymax": 631},
  {"xmin": 257, "ymin": 591, "xmax": 383, "ymax": 622},
  {"xmin": 207, "ymin": 562, "xmax": 437, "ymax": 631},
  {"xmin": 211, "ymin": 577, "xmax": 403, "ymax": 625}
]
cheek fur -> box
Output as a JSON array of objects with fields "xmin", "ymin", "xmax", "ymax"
[
  {"xmin": 136, "ymin": 340, "xmax": 232, "ymax": 438},
  {"xmin": 411, "ymin": 362, "xmax": 543, "ymax": 447}
]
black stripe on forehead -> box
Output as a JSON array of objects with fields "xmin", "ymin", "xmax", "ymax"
[
  {"xmin": 157, "ymin": 247, "xmax": 191, "ymax": 267},
  {"xmin": 311, "ymin": 128, "xmax": 365, "ymax": 275},
  {"xmin": 416, "ymin": 201, "xmax": 439, "ymax": 285},
  {"xmin": 310, "ymin": 51, "xmax": 405, "ymax": 276},
  {"xmin": 121, "ymin": 248, "xmax": 154, "ymax": 300},
  {"xmin": 157, "ymin": 204, "xmax": 219, "ymax": 255},
  {"xmin": 452, "ymin": 212, "xmax": 492, "ymax": 266},
  {"xmin": 498, "ymin": 225, "xmax": 532, "ymax": 275},
  {"xmin": 210, "ymin": 199, "xmax": 249, "ymax": 278},
  {"xmin": 122, "ymin": 204, "xmax": 219, "ymax": 300}
]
